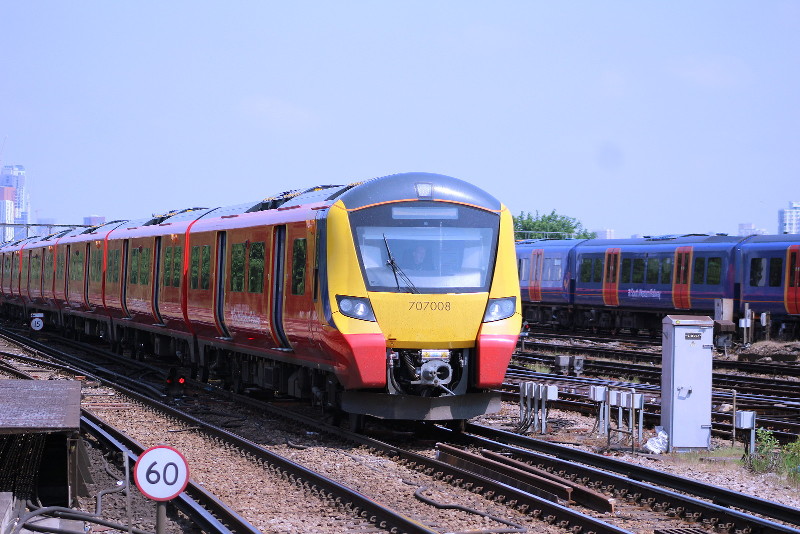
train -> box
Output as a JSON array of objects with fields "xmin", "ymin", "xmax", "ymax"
[
  {"xmin": 516, "ymin": 234, "xmax": 800, "ymax": 344},
  {"xmin": 0, "ymin": 172, "xmax": 521, "ymax": 425}
]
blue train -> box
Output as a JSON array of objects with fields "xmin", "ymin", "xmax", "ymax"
[{"xmin": 516, "ymin": 234, "xmax": 800, "ymax": 343}]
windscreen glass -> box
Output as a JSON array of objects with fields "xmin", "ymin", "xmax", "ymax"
[{"xmin": 349, "ymin": 202, "xmax": 499, "ymax": 293}]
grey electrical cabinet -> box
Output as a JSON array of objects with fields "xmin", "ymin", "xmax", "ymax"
[{"xmin": 661, "ymin": 315, "xmax": 714, "ymax": 452}]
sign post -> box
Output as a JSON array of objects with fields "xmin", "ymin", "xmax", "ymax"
[{"xmin": 134, "ymin": 446, "xmax": 190, "ymax": 534}]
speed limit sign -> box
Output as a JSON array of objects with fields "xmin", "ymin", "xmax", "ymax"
[
  {"xmin": 134, "ymin": 446, "xmax": 190, "ymax": 501},
  {"xmin": 30, "ymin": 313, "xmax": 44, "ymax": 331}
]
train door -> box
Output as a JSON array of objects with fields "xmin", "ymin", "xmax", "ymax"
[
  {"xmin": 786, "ymin": 245, "xmax": 800, "ymax": 315},
  {"xmin": 673, "ymin": 246, "xmax": 693, "ymax": 309},
  {"xmin": 10, "ymin": 251, "xmax": 18, "ymax": 297},
  {"xmin": 528, "ymin": 249, "xmax": 543, "ymax": 301},
  {"xmin": 271, "ymin": 225, "xmax": 291, "ymax": 348},
  {"xmin": 602, "ymin": 248, "xmax": 621, "ymax": 306},
  {"xmin": 21, "ymin": 249, "xmax": 30, "ymax": 301},
  {"xmin": 212, "ymin": 232, "xmax": 231, "ymax": 338},
  {"xmin": 282, "ymin": 222, "xmax": 315, "ymax": 350}
]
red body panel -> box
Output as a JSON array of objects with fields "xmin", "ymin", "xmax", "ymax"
[
  {"xmin": 602, "ymin": 248, "xmax": 620, "ymax": 306},
  {"xmin": 787, "ymin": 245, "xmax": 800, "ymax": 315},
  {"xmin": 528, "ymin": 249, "xmax": 543, "ymax": 302},
  {"xmin": 672, "ymin": 246, "xmax": 693, "ymax": 309},
  {"xmin": 474, "ymin": 332, "xmax": 517, "ymax": 388}
]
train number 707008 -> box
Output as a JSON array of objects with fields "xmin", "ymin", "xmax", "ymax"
[{"xmin": 408, "ymin": 301, "xmax": 451, "ymax": 311}]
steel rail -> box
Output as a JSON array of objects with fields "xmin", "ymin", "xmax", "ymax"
[{"xmin": 463, "ymin": 422, "xmax": 800, "ymax": 531}]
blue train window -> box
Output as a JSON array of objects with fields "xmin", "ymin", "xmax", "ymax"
[
  {"xmin": 707, "ymin": 258, "xmax": 722, "ymax": 285},
  {"xmin": 632, "ymin": 258, "xmax": 644, "ymax": 283},
  {"xmin": 621, "ymin": 258, "xmax": 632, "ymax": 283},
  {"xmin": 579, "ymin": 258, "xmax": 592, "ymax": 283},
  {"xmin": 693, "ymin": 257, "xmax": 706, "ymax": 285},
  {"xmin": 592, "ymin": 258, "xmax": 603, "ymax": 283},
  {"xmin": 646, "ymin": 258, "xmax": 659, "ymax": 284},
  {"xmin": 769, "ymin": 258, "xmax": 783, "ymax": 287},
  {"xmin": 661, "ymin": 257, "xmax": 672, "ymax": 284}
]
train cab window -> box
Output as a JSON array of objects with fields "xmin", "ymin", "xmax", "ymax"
[
  {"xmin": 661, "ymin": 257, "xmax": 673, "ymax": 284},
  {"xmin": 349, "ymin": 202, "xmax": 499, "ymax": 293},
  {"xmin": 248, "ymin": 242, "xmax": 265, "ymax": 293},
  {"xmin": 291, "ymin": 238, "xmax": 307, "ymax": 295},
  {"xmin": 579, "ymin": 258, "xmax": 592, "ymax": 283},
  {"xmin": 693, "ymin": 257, "xmax": 706, "ymax": 285},
  {"xmin": 706, "ymin": 257, "xmax": 722, "ymax": 285},
  {"xmin": 646, "ymin": 258, "xmax": 659, "ymax": 284},
  {"xmin": 70, "ymin": 249, "xmax": 85, "ymax": 281},
  {"xmin": 769, "ymin": 258, "xmax": 783, "ymax": 287},
  {"xmin": 163, "ymin": 246, "xmax": 173, "ymax": 287},
  {"xmin": 230, "ymin": 243, "xmax": 245, "ymax": 292},
  {"xmin": 543, "ymin": 257, "xmax": 562, "ymax": 281},
  {"xmin": 632, "ymin": 258, "xmax": 644, "ymax": 284}
]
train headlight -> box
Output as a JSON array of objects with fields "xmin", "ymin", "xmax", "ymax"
[
  {"xmin": 483, "ymin": 297, "xmax": 517, "ymax": 322},
  {"xmin": 336, "ymin": 295, "xmax": 377, "ymax": 322}
]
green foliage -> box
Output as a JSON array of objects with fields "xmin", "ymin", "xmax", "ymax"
[
  {"xmin": 783, "ymin": 438, "xmax": 800, "ymax": 481},
  {"xmin": 513, "ymin": 210, "xmax": 596, "ymax": 240},
  {"xmin": 744, "ymin": 428, "xmax": 787, "ymax": 475}
]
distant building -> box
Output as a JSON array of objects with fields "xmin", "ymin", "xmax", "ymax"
[
  {"xmin": 738, "ymin": 223, "xmax": 767, "ymax": 236},
  {"xmin": 83, "ymin": 215, "xmax": 106, "ymax": 226},
  {"xmin": 778, "ymin": 202, "xmax": 800, "ymax": 234},
  {"xmin": 592, "ymin": 228, "xmax": 615, "ymax": 239},
  {"xmin": 0, "ymin": 165, "xmax": 32, "ymax": 239},
  {"xmin": 0, "ymin": 200, "xmax": 14, "ymax": 242}
]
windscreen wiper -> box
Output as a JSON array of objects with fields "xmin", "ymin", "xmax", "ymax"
[{"xmin": 383, "ymin": 234, "xmax": 419, "ymax": 294}]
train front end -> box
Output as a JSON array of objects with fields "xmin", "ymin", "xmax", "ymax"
[{"xmin": 324, "ymin": 173, "xmax": 521, "ymax": 421}]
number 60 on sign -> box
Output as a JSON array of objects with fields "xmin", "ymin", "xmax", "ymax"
[{"xmin": 134, "ymin": 446, "xmax": 190, "ymax": 501}]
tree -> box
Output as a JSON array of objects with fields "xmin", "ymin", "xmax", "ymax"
[{"xmin": 513, "ymin": 210, "xmax": 596, "ymax": 240}]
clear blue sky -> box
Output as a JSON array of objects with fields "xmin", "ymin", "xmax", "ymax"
[{"xmin": 1, "ymin": 2, "xmax": 798, "ymax": 237}]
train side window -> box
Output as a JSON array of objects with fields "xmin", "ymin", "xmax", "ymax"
[
  {"xmin": 56, "ymin": 251, "xmax": 65, "ymax": 281},
  {"xmin": 130, "ymin": 249, "xmax": 139, "ymax": 285},
  {"xmin": 140, "ymin": 248, "xmax": 151, "ymax": 285},
  {"xmin": 70, "ymin": 248, "xmax": 85, "ymax": 282},
  {"xmin": 172, "ymin": 247, "xmax": 182, "ymax": 287},
  {"xmin": 106, "ymin": 249, "xmax": 120, "ymax": 283},
  {"xmin": 693, "ymin": 257, "xmax": 706, "ymax": 285},
  {"xmin": 769, "ymin": 257, "xmax": 783, "ymax": 287},
  {"xmin": 646, "ymin": 258, "xmax": 659, "ymax": 284},
  {"xmin": 248, "ymin": 242, "xmax": 265, "ymax": 293},
  {"xmin": 592, "ymin": 257, "xmax": 603, "ymax": 283},
  {"xmin": 43, "ymin": 251, "xmax": 53, "ymax": 283},
  {"xmin": 230, "ymin": 243, "xmax": 245, "ymax": 292},
  {"xmin": 790, "ymin": 251, "xmax": 798, "ymax": 288},
  {"xmin": 579, "ymin": 258, "xmax": 592, "ymax": 283},
  {"xmin": 544, "ymin": 257, "xmax": 562, "ymax": 281},
  {"xmin": 89, "ymin": 249, "xmax": 101, "ymax": 283},
  {"xmin": 660, "ymin": 257, "xmax": 672, "ymax": 284},
  {"xmin": 632, "ymin": 258, "xmax": 644, "ymax": 283},
  {"xmin": 190, "ymin": 246, "xmax": 200, "ymax": 289},
  {"xmin": 749, "ymin": 258, "xmax": 765, "ymax": 287},
  {"xmin": 706, "ymin": 257, "xmax": 721, "ymax": 285},
  {"xmin": 200, "ymin": 245, "xmax": 211, "ymax": 290},
  {"xmin": 518, "ymin": 258, "xmax": 528, "ymax": 282},
  {"xmin": 291, "ymin": 238, "xmax": 307, "ymax": 295},
  {"xmin": 31, "ymin": 254, "xmax": 41, "ymax": 283},
  {"xmin": 163, "ymin": 246, "xmax": 173, "ymax": 287},
  {"xmin": 620, "ymin": 258, "xmax": 632, "ymax": 284}
]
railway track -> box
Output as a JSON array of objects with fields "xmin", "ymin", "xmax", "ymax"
[{"xmin": 3, "ymin": 327, "xmax": 800, "ymax": 533}]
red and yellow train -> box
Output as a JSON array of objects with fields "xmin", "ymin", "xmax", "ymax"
[{"xmin": 0, "ymin": 172, "xmax": 521, "ymax": 423}]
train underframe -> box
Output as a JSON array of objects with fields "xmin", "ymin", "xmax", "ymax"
[
  {"xmin": 4, "ymin": 302, "xmax": 496, "ymax": 428},
  {"xmin": 521, "ymin": 302, "xmax": 800, "ymax": 344}
]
